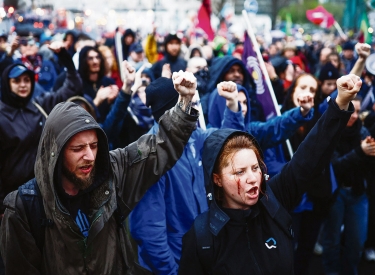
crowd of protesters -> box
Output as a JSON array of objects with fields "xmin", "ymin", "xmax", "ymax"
[{"xmin": 0, "ymin": 21, "xmax": 373, "ymax": 275}]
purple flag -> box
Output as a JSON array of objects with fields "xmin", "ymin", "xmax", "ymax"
[{"xmin": 242, "ymin": 33, "xmax": 277, "ymax": 120}]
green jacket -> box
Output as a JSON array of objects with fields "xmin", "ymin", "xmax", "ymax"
[{"xmin": 0, "ymin": 101, "xmax": 198, "ymax": 274}]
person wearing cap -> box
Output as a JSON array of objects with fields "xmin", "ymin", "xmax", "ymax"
[
  {"xmin": 0, "ymin": 42, "xmax": 82, "ymax": 219},
  {"xmin": 0, "ymin": 69, "xmax": 199, "ymax": 275},
  {"xmin": 127, "ymin": 43, "xmax": 149, "ymax": 71},
  {"xmin": 150, "ymin": 33, "xmax": 187, "ymax": 79},
  {"xmin": 341, "ymin": 41, "xmax": 357, "ymax": 74}
]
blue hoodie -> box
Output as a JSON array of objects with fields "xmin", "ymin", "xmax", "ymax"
[{"xmin": 205, "ymin": 56, "xmax": 264, "ymax": 122}]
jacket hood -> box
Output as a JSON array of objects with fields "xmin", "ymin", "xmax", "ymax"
[
  {"xmin": 184, "ymin": 43, "xmax": 204, "ymax": 60},
  {"xmin": 1, "ymin": 64, "xmax": 35, "ymax": 108},
  {"xmin": 207, "ymin": 56, "xmax": 255, "ymax": 94},
  {"xmin": 208, "ymin": 84, "xmax": 251, "ymax": 128},
  {"xmin": 34, "ymin": 102, "xmax": 110, "ymax": 214},
  {"xmin": 202, "ymin": 129, "xmax": 264, "ymax": 203}
]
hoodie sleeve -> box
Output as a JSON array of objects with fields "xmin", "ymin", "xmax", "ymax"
[
  {"xmin": 0, "ymin": 191, "xmax": 42, "ymax": 275},
  {"xmin": 109, "ymin": 105, "xmax": 198, "ymax": 216},
  {"xmin": 268, "ymin": 98, "xmax": 353, "ymax": 212},
  {"xmin": 247, "ymin": 107, "xmax": 314, "ymax": 150}
]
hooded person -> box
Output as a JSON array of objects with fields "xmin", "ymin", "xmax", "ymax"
[
  {"xmin": 0, "ymin": 43, "xmax": 82, "ymax": 216},
  {"xmin": 150, "ymin": 33, "xmax": 187, "ymax": 79},
  {"xmin": 206, "ymin": 56, "xmax": 264, "ymax": 124},
  {"xmin": 209, "ymin": 79, "xmax": 315, "ymax": 177},
  {"xmin": 179, "ymin": 73, "xmax": 359, "ymax": 274},
  {"xmin": 129, "ymin": 79, "xmax": 247, "ymax": 275},
  {"xmin": 54, "ymin": 45, "xmax": 118, "ymax": 123},
  {"xmin": 121, "ymin": 29, "xmax": 136, "ymax": 61},
  {"xmin": 0, "ymin": 70, "xmax": 199, "ymax": 274}
]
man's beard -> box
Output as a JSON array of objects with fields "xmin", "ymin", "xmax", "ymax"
[{"xmin": 62, "ymin": 164, "xmax": 96, "ymax": 191}]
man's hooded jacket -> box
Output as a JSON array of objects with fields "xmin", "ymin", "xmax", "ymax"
[
  {"xmin": 179, "ymin": 98, "xmax": 353, "ymax": 274},
  {"xmin": 1, "ymin": 100, "xmax": 198, "ymax": 274},
  {"xmin": 0, "ymin": 60, "xmax": 82, "ymax": 214},
  {"xmin": 206, "ymin": 56, "xmax": 264, "ymax": 122}
]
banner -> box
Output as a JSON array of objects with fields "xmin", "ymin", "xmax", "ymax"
[
  {"xmin": 196, "ymin": 0, "xmax": 214, "ymax": 41},
  {"xmin": 306, "ymin": 6, "xmax": 335, "ymax": 28},
  {"xmin": 242, "ymin": 32, "xmax": 277, "ymax": 120}
]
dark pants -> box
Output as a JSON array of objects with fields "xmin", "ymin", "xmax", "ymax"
[{"xmin": 293, "ymin": 210, "xmax": 324, "ymax": 275}]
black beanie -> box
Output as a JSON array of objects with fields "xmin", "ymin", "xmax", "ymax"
[
  {"xmin": 319, "ymin": 62, "xmax": 340, "ymax": 82},
  {"xmin": 146, "ymin": 77, "xmax": 179, "ymax": 122},
  {"xmin": 164, "ymin": 33, "xmax": 181, "ymax": 46}
]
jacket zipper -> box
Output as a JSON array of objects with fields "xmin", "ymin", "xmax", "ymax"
[{"xmin": 245, "ymin": 221, "xmax": 263, "ymax": 274}]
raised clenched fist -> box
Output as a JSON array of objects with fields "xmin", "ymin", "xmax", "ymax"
[{"xmin": 336, "ymin": 74, "xmax": 362, "ymax": 110}]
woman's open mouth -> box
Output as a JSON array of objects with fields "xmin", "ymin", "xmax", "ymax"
[{"xmin": 246, "ymin": 186, "xmax": 259, "ymax": 199}]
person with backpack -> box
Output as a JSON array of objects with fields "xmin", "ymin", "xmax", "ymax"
[
  {"xmin": 0, "ymin": 69, "xmax": 199, "ymax": 275},
  {"xmin": 0, "ymin": 41, "xmax": 82, "ymax": 219},
  {"xmin": 179, "ymin": 73, "xmax": 361, "ymax": 274}
]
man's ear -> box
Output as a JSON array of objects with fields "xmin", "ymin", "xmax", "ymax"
[{"xmin": 212, "ymin": 173, "xmax": 222, "ymax": 187}]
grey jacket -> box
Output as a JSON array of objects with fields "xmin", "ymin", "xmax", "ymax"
[{"xmin": 0, "ymin": 101, "xmax": 198, "ymax": 275}]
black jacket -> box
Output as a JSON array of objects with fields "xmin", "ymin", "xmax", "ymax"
[
  {"xmin": 332, "ymin": 119, "xmax": 375, "ymax": 196},
  {"xmin": 150, "ymin": 53, "xmax": 187, "ymax": 79},
  {"xmin": 179, "ymin": 98, "xmax": 353, "ymax": 274},
  {"xmin": 0, "ymin": 56, "xmax": 82, "ymax": 214}
]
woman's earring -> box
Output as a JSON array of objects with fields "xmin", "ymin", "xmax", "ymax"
[{"xmin": 264, "ymin": 174, "xmax": 270, "ymax": 181}]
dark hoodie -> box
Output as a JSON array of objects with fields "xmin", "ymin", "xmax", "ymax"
[
  {"xmin": 122, "ymin": 29, "xmax": 136, "ymax": 61},
  {"xmin": 150, "ymin": 36, "xmax": 187, "ymax": 79},
  {"xmin": 54, "ymin": 46, "xmax": 116, "ymax": 123},
  {"xmin": 179, "ymin": 98, "xmax": 353, "ymax": 274},
  {"xmin": 205, "ymin": 56, "xmax": 264, "ymax": 122},
  {"xmin": 0, "ymin": 59, "xmax": 82, "ymax": 214},
  {"xmin": 1, "ymin": 100, "xmax": 198, "ymax": 274}
]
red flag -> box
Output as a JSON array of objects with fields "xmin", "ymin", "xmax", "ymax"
[
  {"xmin": 306, "ymin": 6, "xmax": 335, "ymax": 28},
  {"xmin": 196, "ymin": 0, "xmax": 214, "ymax": 41}
]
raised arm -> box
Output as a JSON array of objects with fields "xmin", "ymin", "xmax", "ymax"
[
  {"xmin": 110, "ymin": 71, "xmax": 198, "ymax": 216},
  {"xmin": 36, "ymin": 42, "xmax": 82, "ymax": 112},
  {"xmin": 350, "ymin": 43, "xmax": 371, "ymax": 77},
  {"xmin": 247, "ymin": 92, "xmax": 314, "ymax": 150},
  {"xmin": 269, "ymin": 74, "xmax": 361, "ymax": 211}
]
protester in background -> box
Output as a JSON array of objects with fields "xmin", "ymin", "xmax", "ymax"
[
  {"xmin": 314, "ymin": 47, "xmax": 332, "ymax": 77},
  {"xmin": 321, "ymin": 96, "xmax": 375, "ymax": 275},
  {"xmin": 121, "ymin": 28, "xmax": 136, "ymax": 61},
  {"xmin": 127, "ymin": 43, "xmax": 149, "ymax": 71},
  {"xmin": 0, "ymin": 69, "xmax": 199, "ymax": 275},
  {"xmin": 329, "ymin": 52, "xmax": 344, "ymax": 76},
  {"xmin": 341, "ymin": 41, "xmax": 357, "ymax": 74},
  {"xmin": 0, "ymin": 42, "xmax": 82, "ymax": 220},
  {"xmin": 98, "ymin": 45, "xmax": 122, "ymax": 88},
  {"xmin": 55, "ymin": 46, "xmax": 119, "ymax": 123},
  {"xmin": 151, "ymin": 33, "xmax": 187, "ymax": 79},
  {"xmin": 179, "ymin": 73, "xmax": 359, "ymax": 274},
  {"xmin": 63, "ymin": 30, "xmax": 77, "ymax": 57}
]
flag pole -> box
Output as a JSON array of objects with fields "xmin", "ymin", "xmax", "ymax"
[
  {"xmin": 333, "ymin": 21, "xmax": 347, "ymax": 40},
  {"xmin": 242, "ymin": 10, "xmax": 294, "ymax": 158},
  {"xmin": 115, "ymin": 30, "xmax": 125, "ymax": 81}
]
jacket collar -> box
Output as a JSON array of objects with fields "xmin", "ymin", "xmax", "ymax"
[{"xmin": 0, "ymin": 99, "xmax": 39, "ymax": 121}]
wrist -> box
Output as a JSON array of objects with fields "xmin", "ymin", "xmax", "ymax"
[
  {"xmin": 335, "ymin": 96, "xmax": 350, "ymax": 110},
  {"xmin": 226, "ymin": 99, "xmax": 238, "ymax": 112},
  {"xmin": 178, "ymin": 95, "xmax": 194, "ymax": 114}
]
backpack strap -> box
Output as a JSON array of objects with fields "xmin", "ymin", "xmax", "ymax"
[
  {"xmin": 18, "ymin": 179, "xmax": 54, "ymax": 253},
  {"xmin": 261, "ymin": 187, "xmax": 294, "ymax": 239},
  {"xmin": 194, "ymin": 211, "xmax": 214, "ymax": 274},
  {"xmin": 32, "ymin": 100, "xmax": 48, "ymax": 119}
]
